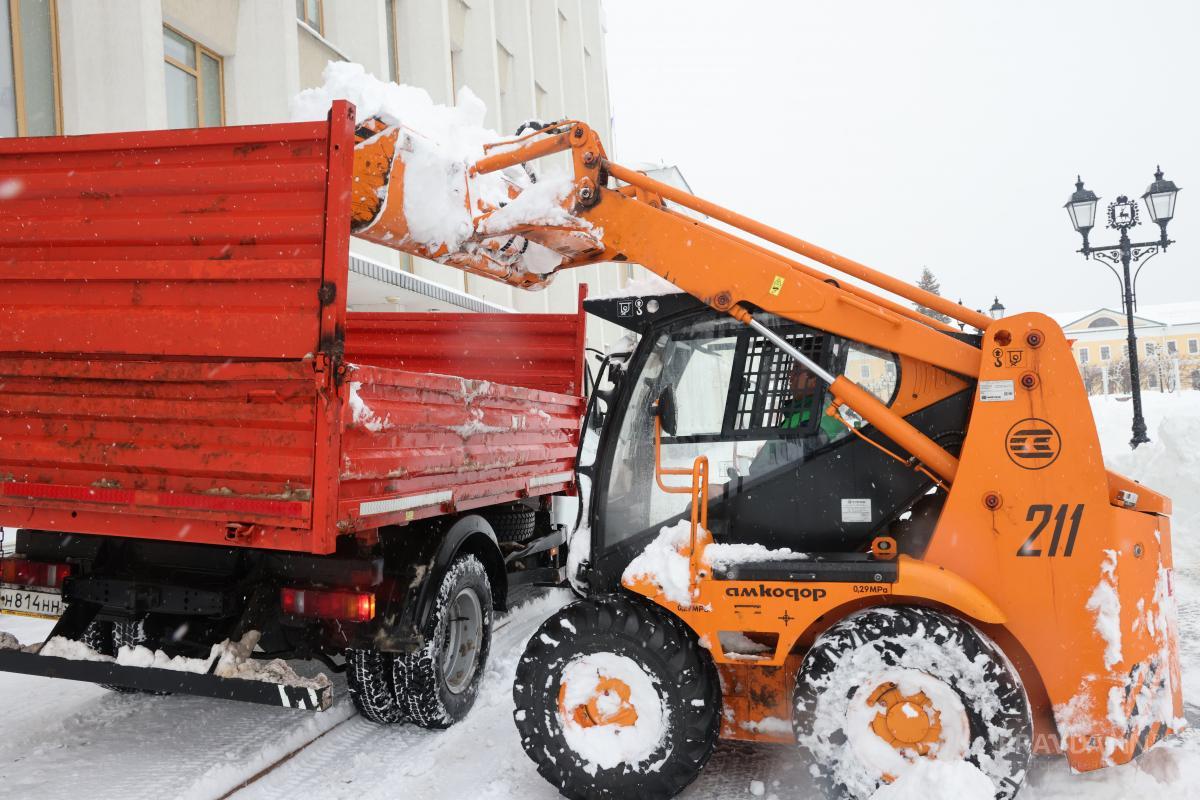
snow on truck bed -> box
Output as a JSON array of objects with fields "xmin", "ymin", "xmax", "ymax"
[{"xmin": 292, "ymin": 62, "xmax": 586, "ymax": 274}]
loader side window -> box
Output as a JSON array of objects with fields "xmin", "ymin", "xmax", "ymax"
[{"xmin": 732, "ymin": 326, "xmax": 827, "ymax": 434}]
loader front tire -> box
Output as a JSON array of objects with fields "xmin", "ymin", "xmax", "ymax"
[
  {"xmin": 792, "ymin": 606, "xmax": 1032, "ymax": 800},
  {"xmin": 513, "ymin": 594, "xmax": 721, "ymax": 800}
]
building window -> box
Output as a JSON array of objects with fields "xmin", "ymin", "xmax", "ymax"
[
  {"xmin": 296, "ymin": 0, "xmax": 323, "ymax": 35},
  {"xmin": 496, "ymin": 41, "xmax": 514, "ymax": 130},
  {"xmin": 448, "ymin": 0, "xmax": 467, "ymax": 96},
  {"xmin": 1190, "ymin": 339, "xmax": 1198, "ymax": 355},
  {"xmin": 1100, "ymin": 345, "xmax": 1111, "ymax": 361},
  {"xmin": 1145, "ymin": 341, "xmax": 1157, "ymax": 357},
  {"xmin": 1167, "ymin": 340, "xmax": 1178, "ymax": 355},
  {"xmin": 0, "ymin": 0, "xmax": 62, "ymax": 136},
  {"xmin": 1078, "ymin": 347, "xmax": 1089, "ymax": 365},
  {"xmin": 163, "ymin": 26, "xmax": 224, "ymax": 129},
  {"xmin": 1088, "ymin": 316, "xmax": 1119, "ymax": 329}
]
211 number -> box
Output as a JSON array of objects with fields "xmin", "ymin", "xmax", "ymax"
[{"xmin": 1018, "ymin": 504, "xmax": 1084, "ymax": 557}]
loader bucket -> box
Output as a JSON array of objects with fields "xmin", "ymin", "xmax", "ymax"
[{"xmin": 348, "ymin": 117, "xmax": 604, "ymax": 288}]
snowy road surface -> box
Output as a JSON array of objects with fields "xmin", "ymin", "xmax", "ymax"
[{"xmin": 3, "ymin": 392, "xmax": 1200, "ymax": 799}]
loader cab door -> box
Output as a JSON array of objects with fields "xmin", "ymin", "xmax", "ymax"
[{"xmin": 588, "ymin": 307, "xmax": 919, "ymax": 589}]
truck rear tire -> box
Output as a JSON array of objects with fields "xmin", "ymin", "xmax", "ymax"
[
  {"xmin": 394, "ymin": 554, "xmax": 493, "ymax": 729},
  {"xmin": 513, "ymin": 594, "xmax": 721, "ymax": 800},
  {"xmin": 82, "ymin": 619, "xmax": 166, "ymax": 695},
  {"xmin": 792, "ymin": 606, "xmax": 1032, "ymax": 800},
  {"xmin": 345, "ymin": 648, "xmax": 406, "ymax": 724},
  {"xmin": 484, "ymin": 504, "xmax": 537, "ymax": 543}
]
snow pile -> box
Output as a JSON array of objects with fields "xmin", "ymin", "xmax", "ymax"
[
  {"xmin": 593, "ymin": 273, "xmax": 683, "ymax": 299},
  {"xmin": 739, "ymin": 716, "xmax": 792, "ymax": 736},
  {"xmin": 347, "ymin": 381, "xmax": 389, "ymax": 432},
  {"xmin": 1095, "ymin": 393, "xmax": 1200, "ymax": 569},
  {"xmin": 868, "ymin": 758, "xmax": 996, "ymax": 800},
  {"xmin": 292, "ymin": 62, "xmax": 584, "ymax": 273},
  {"xmin": 37, "ymin": 631, "xmax": 329, "ymax": 690},
  {"xmin": 557, "ymin": 651, "xmax": 667, "ymax": 773},
  {"xmin": 1086, "ymin": 549, "xmax": 1123, "ymax": 670},
  {"xmin": 292, "ymin": 62, "xmax": 519, "ymax": 251},
  {"xmin": 705, "ymin": 541, "xmax": 804, "ymax": 572},
  {"xmin": 478, "ymin": 176, "xmax": 578, "ymax": 233},
  {"xmin": 623, "ymin": 520, "xmax": 697, "ymax": 606},
  {"xmin": 623, "ymin": 520, "xmax": 802, "ymax": 607}
]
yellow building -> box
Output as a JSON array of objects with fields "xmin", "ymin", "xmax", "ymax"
[{"xmin": 1052, "ymin": 304, "xmax": 1200, "ymax": 394}]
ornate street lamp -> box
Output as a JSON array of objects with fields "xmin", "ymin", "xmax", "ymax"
[
  {"xmin": 1065, "ymin": 167, "xmax": 1182, "ymax": 448},
  {"xmin": 1064, "ymin": 177, "xmax": 1099, "ymax": 248},
  {"xmin": 989, "ymin": 297, "xmax": 1006, "ymax": 320},
  {"xmin": 1143, "ymin": 166, "xmax": 1181, "ymax": 238}
]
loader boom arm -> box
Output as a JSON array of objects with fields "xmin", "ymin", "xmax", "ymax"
[{"xmin": 350, "ymin": 119, "xmax": 985, "ymax": 484}]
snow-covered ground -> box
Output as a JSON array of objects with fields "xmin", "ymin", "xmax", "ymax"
[{"xmin": 2, "ymin": 391, "xmax": 1199, "ymax": 799}]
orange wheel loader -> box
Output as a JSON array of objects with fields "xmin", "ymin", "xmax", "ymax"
[{"xmin": 347, "ymin": 113, "xmax": 1182, "ymax": 798}]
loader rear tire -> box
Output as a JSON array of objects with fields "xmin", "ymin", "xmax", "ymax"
[
  {"xmin": 792, "ymin": 606, "xmax": 1031, "ymax": 800},
  {"xmin": 513, "ymin": 594, "xmax": 721, "ymax": 800}
]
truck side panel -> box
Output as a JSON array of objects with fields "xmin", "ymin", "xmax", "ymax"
[
  {"xmin": 0, "ymin": 109, "xmax": 354, "ymax": 552},
  {"xmin": 339, "ymin": 365, "xmax": 582, "ymax": 531},
  {"xmin": 344, "ymin": 296, "xmax": 588, "ymax": 396}
]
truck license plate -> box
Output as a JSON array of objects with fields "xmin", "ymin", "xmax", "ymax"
[{"xmin": 0, "ymin": 584, "xmax": 65, "ymax": 619}]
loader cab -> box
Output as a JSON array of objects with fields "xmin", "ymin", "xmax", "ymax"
[{"xmin": 579, "ymin": 294, "xmax": 975, "ymax": 591}]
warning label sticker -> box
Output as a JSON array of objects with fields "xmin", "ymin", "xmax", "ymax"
[
  {"xmin": 841, "ymin": 498, "xmax": 872, "ymax": 523},
  {"xmin": 979, "ymin": 379, "xmax": 1015, "ymax": 402}
]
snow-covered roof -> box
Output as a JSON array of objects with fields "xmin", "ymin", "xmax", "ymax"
[{"xmin": 1051, "ymin": 301, "xmax": 1200, "ymax": 330}]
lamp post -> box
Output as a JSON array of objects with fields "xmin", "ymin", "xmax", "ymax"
[
  {"xmin": 989, "ymin": 297, "xmax": 1006, "ymax": 320},
  {"xmin": 1064, "ymin": 168, "xmax": 1182, "ymax": 448}
]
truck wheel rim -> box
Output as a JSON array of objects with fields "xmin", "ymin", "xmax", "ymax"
[{"xmin": 441, "ymin": 587, "xmax": 483, "ymax": 694}]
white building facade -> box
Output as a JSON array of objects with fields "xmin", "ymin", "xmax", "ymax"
[{"xmin": 3, "ymin": 0, "xmax": 628, "ymax": 346}]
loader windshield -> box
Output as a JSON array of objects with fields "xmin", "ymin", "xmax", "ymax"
[{"xmin": 595, "ymin": 312, "xmax": 898, "ymax": 572}]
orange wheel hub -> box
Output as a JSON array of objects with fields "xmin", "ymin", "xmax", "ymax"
[
  {"xmin": 867, "ymin": 682, "xmax": 943, "ymax": 756},
  {"xmin": 558, "ymin": 676, "xmax": 639, "ymax": 728}
]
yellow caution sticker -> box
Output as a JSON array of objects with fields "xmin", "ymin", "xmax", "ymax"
[{"xmin": 769, "ymin": 276, "xmax": 785, "ymax": 296}]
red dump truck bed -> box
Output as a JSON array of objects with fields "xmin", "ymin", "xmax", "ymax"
[{"xmin": 0, "ymin": 101, "xmax": 584, "ymax": 555}]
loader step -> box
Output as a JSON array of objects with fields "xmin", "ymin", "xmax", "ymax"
[
  {"xmin": 714, "ymin": 556, "xmax": 897, "ymax": 584},
  {"xmin": 0, "ymin": 647, "xmax": 331, "ymax": 710}
]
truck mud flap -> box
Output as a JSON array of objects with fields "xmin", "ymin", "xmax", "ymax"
[{"xmin": 0, "ymin": 648, "xmax": 332, "ymax": 711}]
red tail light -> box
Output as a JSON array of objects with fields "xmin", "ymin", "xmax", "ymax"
[
  {"xmin": 281, "ymin": 587, "xmax": 375, "ymax": 622},
  {"xmin": 0, "ymin": 557, "xmax": 71, "ymax": 589}
]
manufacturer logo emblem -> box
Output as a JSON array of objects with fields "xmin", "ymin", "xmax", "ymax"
[{"xmin": 1006, "ymin": 418, "xmax": 1061, "ymax": 469}]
